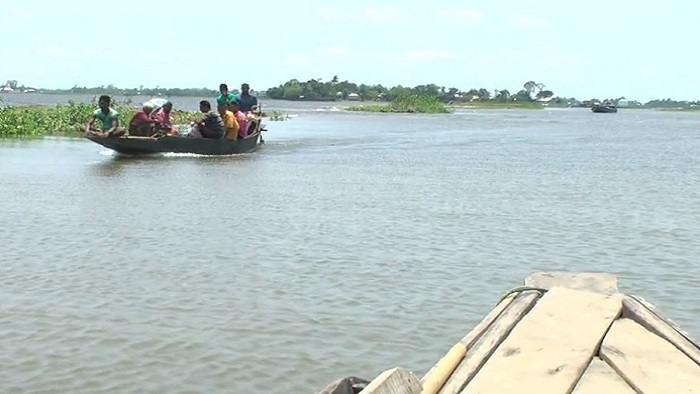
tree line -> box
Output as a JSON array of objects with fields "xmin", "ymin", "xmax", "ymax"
[
  {"xmin": 3, "ymin": 77, "xmax": 699, "ymax": 108},
  {"xmin": 265, "ymin": 76, "xmax": 556, "ymax": 103},
  {"xmin": 264, "ymin": 76, "xmax": 700, "ymax": 108}
]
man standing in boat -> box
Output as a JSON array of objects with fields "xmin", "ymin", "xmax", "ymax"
[
  {"xmin": 216, "ymin": 83, "xmax": 237, "ymax": 106},
  {"xmin": 84, "ymin": 95, "xmax": 126, "ymax": 137},
  {"xmin": 236, "ymin": 83, "xmax": 258, "ymax": 113}
]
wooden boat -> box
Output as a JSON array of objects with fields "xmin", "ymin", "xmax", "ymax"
[
  {"xmin": 591, "ymin": 104, "xmax": 618, "ymax": 113},
  {"xmin": 85, "ymin": 123, "xmax": 265, "ymax": 156},
  {"xmin": 329, "ymin": 271, "xmax": 700, "ymax": 394}
]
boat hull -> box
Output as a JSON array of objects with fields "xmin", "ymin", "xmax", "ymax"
[{"xmin": 85, "ymin": 131, "xmax": 262, "ymax": 156}]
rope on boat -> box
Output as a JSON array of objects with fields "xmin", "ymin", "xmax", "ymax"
[{"xmin": 496, "ymin": 286, "xmax": 549, "ymax": 305}]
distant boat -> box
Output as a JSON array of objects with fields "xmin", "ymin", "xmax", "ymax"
[{"xmin": 591, "ymin": 103, "xmax": 618, "ymax": 113}]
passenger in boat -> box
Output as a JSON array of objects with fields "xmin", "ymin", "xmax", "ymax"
[
  {"xmin": 236, "ymin": 83, "xmax": 258, "ymax": 113},
  {"xmin": 128, "ymin": 102, "xmax": 158, "ymax": 136},
  {"xmin": 216, "ymin": 83, "xmax": 237, "ymax": 106},
  {"xmin": 228, "ymin": 101, "xmax": 248, "ymax": 138},
  {"xmin": 188, "ymin": 100, "xmax": 225, "ymax": 139},
  {"xmin": 85, "ymin": 95, "xmax": 126, "ymax": 137},
  {"xmin": 151, "ymin": 101, "xmax": 176, "ymax": 136},
  {"xmin": 218, "ymin": 102, "xmax": 239, "ymax": 140}
]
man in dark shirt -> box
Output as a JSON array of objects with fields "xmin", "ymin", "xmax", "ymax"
[
  {"xmin": 190, "ymin": 100, "xmax": 225, "ymax": 139},
  {"xmin": 236, "ymin": 83, "xmax": 259, "ymax": 113}
]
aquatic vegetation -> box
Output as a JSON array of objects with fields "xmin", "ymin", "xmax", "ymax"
[
  {"xmin": 0, "ymin": 99, "xmax": 288, "ymax": 137},
  {"xmin": 261, "ymin": 110, "xmax": 290, "ymax": 121},
  {"xmin": 345, "ymin": 94, "xmax": 451, "ymax": 114}
]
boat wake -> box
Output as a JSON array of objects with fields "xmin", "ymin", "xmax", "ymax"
[{"xmin": 98, "ymin": 148, "xmax": 254, "ymax": 160}]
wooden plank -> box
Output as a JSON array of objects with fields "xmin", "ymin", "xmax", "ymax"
[
  {"xmin": 421, "ymin": 290, "xmax": 520, "ymax": 386},
  {"xmin": 438, "ymin": 291, "xmax": 542, "ymax": 394},
  {"xmin": 571, "ymin": 357, "xmax": 636, "ymax": 394},
  {"xmin": 600, "ymin": 318, "xmax": 700, "ymax": 394},
  {"xmin": 622, "ymin": 295, "xmax": 700, "ymax": 366},
  {"xmin": 460, "ymin": 286, "xmax": 623, "ymax": 394},
  {"xmin": 525, "ymin": 272, "xmax": 619, "ymax": 295},
  {"xmin": 359, "ymin": 367, "xmax": 422, "ymax": 394}
]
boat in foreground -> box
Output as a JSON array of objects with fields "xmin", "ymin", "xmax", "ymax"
[
  {"xmin": 86, "ymin": 131, "xmax": 262, "ymax": 155},
  {"xmin": 85, "ymin": 128, "xmax": 263, "ymax": 156}
]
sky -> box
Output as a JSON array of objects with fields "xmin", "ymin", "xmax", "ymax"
[{"xmin": 0, "ymin": 0, "xmax": 698, "ymax": 101}]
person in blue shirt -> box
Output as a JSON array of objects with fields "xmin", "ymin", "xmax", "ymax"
[{"xmin": 236, "ymin": 83, "xmax": 259, "ymax": 113}]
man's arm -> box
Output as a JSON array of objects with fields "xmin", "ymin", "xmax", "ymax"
[
  {"xmin": 85, "ymin": 114, "xmax": 97, "ymax": 133},
  {"xmin": 105, "ymin": 116, "xmax": 119, "ymax": 135}
]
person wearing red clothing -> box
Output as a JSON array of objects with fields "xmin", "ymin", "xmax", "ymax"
[
  {"xmin": 128, "ymin": 103, "xmax": 158, "ymax": 136},
  {"xmin": 151, "ymin": 101, "xmax": 175, "ymax": 136}
]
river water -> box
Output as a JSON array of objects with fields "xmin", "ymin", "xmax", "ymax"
[{"xmin": 1, "ymin": 94, "xmax": 699, "ymax": 393}]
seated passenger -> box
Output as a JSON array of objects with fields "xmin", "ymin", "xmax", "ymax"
[
  {"xmin": 236, "ymin": 83, "xmax": 258, "ymax": 113},
  {"xmin": 84, "ymin": 95, "xmax": 126, "ymax": 137},
  {"xmin": 228, "ymin": 101, "xmax": 248, "ymax": 138},
  {"xmin": 218, "ymin": 103, "xmax": 240, "ymax": 140},
  {"xmin": 151, "ymin": 101, "xmax": 176, "ymax": 136},
  {"xmin": 188, "ymin": 100, "xmax": 225, "ymax": 139},
  {"xmin": 128, "ymin": 103, "xmax": 158, "ymax": 136}
]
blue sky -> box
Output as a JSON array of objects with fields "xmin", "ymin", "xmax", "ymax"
[{"xmin": 1, "ymin": 0, "xmax": 698, "ymax": 101}]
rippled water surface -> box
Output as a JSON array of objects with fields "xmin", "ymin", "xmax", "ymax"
[{"xmin": 1, "ymin": 97, "xmax": 699, "ymax": 393}]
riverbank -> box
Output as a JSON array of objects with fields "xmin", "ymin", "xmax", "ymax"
[{"xmin": 315, "ymin": 272, "xmax": 700, "ymax": 394}]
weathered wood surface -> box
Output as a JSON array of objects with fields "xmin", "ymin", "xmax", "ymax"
[
  {"xmin": 359, "ymin": 367, "xmax": 422, "ymax": 394},
  {"xmin": 570, "ymin": 357, "xmax": 636, "ymax": 394},
  {"xmin": 419, "ymin": 343, "xmax": 466, "ymax": 394},
  {"xmin": 438, "ymin": 290, "xmax": 542, "ymax": 394},
  {"xmin": 622, "ymin": 295, "xmax": 700, "ymax": 367},
  {"xmin": 525, "ymin": 272, "xmax": 619, "ymax": 294},
  {"xmin": 421, "ymin": 289, "xmax": 523, "ymax": 392},
  {"xmin": 461, "ymin": 286, "xmax": 623, "ymax": 394},
  {"xmin": 600, "ymin": 318, "xmax": 700, "ymax": 394}
]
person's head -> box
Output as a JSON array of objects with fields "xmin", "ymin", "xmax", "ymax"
[
  {"xmin": 217, "ymin": 102, "xmax": 228, "ymax": 115},
  {"xmin": 241, "ymin": 83, "xmax": 250, "ymax": 95},
  {"xmin": 98, "ymin": 95, "xmax": 111, "ymax": 110},
  {"xmin": 219, "ymin": 83, "xmax": 228, "ymax": 95},
  {"xmin": 199, "ymin": 100, "xmax": 211, "ymax": 113},
  {"xmin": 228, "ymin": 101, "xmax": 240, "ymax": 112},
  {"xmin": 142, "ymin": 103, "xmax": 154, "ymax": 114},
  {"xmin": 163, "ymin": 102, "xmax": 173, "ymax": 113}
]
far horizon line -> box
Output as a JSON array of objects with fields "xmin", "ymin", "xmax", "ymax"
[{"xmin": 0, "ymin": 80, "xmax": 696, "ymax": 103}]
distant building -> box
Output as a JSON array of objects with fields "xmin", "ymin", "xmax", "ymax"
[{"xmin": 347, "ymin": 93, "xmax": 360, "ymax": 101}]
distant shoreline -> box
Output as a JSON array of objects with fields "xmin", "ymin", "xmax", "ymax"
[{"xmin": 1, "ymin": 92, "xmax": 698, "ymax": 112}]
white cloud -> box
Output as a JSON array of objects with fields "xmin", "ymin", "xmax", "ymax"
[
  {"xmin": 384, "ymin": 49, "xmax": 454, "ymax": 62},
  {"xmin": 6, "ymin": 7, "xmax": 29, "ymax": 19},
  {"xmin": 36, "ymin": 45, "xmax": 72, "ymax": 59},
  {"xmin": 319, "ymin": 45, "xmax": 349, "ymax": 57},
  {"xmin": 36, "ymin": 46, "xmax": 120, "ymax": 60},
  {"xmin": 435, "ymin": 8, "xmax": 483, "ymax": 23},
  {"xmin": 282, "ymin": 54, "xmax": 310, "ymax": 65},
  {"xmin": 362, "ymin": 7, "xmax": 409, "ymax": 22},
  {"xmin": 317, "ymin": 7, "xmax": 409, "ymax": 23},
  {"xmin": 509, "ymin": 15, "xmax": 545, "ymax": 28},
  {"xmin": 316, "ymin": 8, "xmax": 347, "ymax": 21}
]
